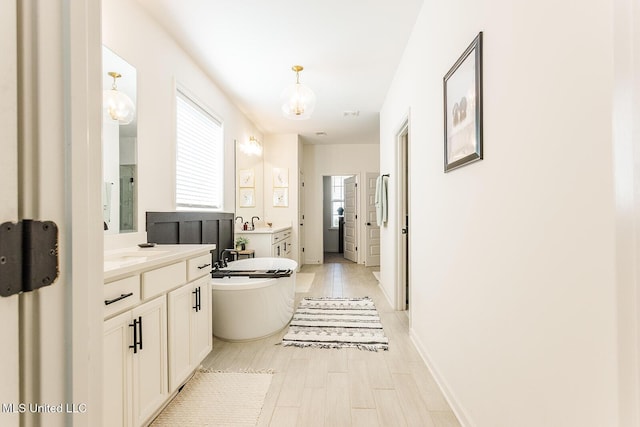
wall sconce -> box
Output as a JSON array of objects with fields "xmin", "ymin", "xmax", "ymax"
[
  {"xmin": 239, "ymin": 136, "xmax": 262, "ymax": 156},
  {"xmin": 281, "ymin": 65, "xmax": 316, "ymax": 120},
  {"xmin": 103, "ymin": 71, "xmax": 135, "ymax": 125}
]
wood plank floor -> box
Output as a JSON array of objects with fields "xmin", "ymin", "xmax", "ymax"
[{"xmin": 201, "ymin": 261, "xmax": 462, "ymax": 427}]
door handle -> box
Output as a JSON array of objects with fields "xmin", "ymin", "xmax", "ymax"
[
  {"xmin": 366, "ymin": 222, "xmax": 371, "ymax": 226},
  {"xmin": 401, "ymin": 228, "xmax": 408, "ymax": 234}
]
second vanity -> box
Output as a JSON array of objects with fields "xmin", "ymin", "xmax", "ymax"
[
  {"xmin": 103, "ymin": 244, "xmax": 215, "ymax": 427},
  {"xmin": 235, "ymin": 225, "xmax": 292, "ymax": 258}
]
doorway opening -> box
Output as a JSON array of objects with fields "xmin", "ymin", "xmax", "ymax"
[
  {"xmin": 322, "ymin": 175, "xmax": 356, "ymax": 264},
  {"xmin": 397, "ymin": 120, "xmax": 410, "ymax": 310}
]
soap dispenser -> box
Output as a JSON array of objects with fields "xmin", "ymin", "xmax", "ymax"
[{"xmin": 243, "ymin": 222, "xmax": 248, "ymax": 231}]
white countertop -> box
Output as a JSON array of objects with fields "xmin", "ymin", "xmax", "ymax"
[
  {"xmin": 104, "ymin": 244, "xmax": 216, "ymax": 282},
  {"xmin": 235, "ymin": 225, "xmax": 291, "ymax": 234}
]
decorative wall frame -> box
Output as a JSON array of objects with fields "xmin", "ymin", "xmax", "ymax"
[
  {"xmin": 238, "ymin": 168, "xmax": 255, "ymax": 187},
  {"xmin": 273, "ymin": 167, "xmax": 288, "ymax": 187},
  {"xmin": 273, "ymin": 188, "xmax": 289, "ymax": 207},
  {"xmin": 444, "ymin": 31, "xmax": 483, "ymax": 172},
  {"xmin": 239, "ymin": 188, "xmax": 255, "ymax": 207}
]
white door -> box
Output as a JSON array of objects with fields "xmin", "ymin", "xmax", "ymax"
[
  {"xmin": 103, "ymin": 311, "xmax": 133, "ymax": 427},
  {"xmin": 132, "ymin": 296, "xmax": 168, "ymax": 426},
  {"xmin": 191, "ymin": 277, "xmax": 212, "ymax": 367},
  {"xmin": 343, "ymin": 176, "xmax": 358, "ymax": 263},
  {"xmin": 365, "ymin": 173, "xmax": 381, "ymax": 267},
  {"xmin": 167, "ymin": 284, "xmax": 193, "ymax": 391},
  {"xmin": 0, "ymin": 2, "xmax": 20, "ymax": 425},
  {"xmin": 299, "ymin": 170, "xmax": 305, "ymax": 265}
]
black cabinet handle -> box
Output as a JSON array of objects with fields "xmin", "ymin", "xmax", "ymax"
[
  {"xmin": 193, "ymin": 288, "xmax": 198, "ymax": 311},
  {"xmin": 197, "ymin": 287, "xmax": 202, "ymax": 311},
  {"xmin": 129, "ymin": 316, "xmax": 143, "ymax": 353},
  {"xmin": 197, "ymin": 263, "xmax": 211, "ymax": 270},
  {"xmin": 129, "ymin": 319, "xmax": 138, "ymax": 354},
  {"xmin": 137, "ymin": 316, "xmax": 143, "ymax": 351},
  {"xmin": 104, "ymin": 292, "xmax": 134, "ymax": 306}
]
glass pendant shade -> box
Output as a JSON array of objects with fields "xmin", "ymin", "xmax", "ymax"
[
  {"xmin": 103, "ymin": 72, "xmax": 135, "ymax": 125},
  {"xmin": 240, "ymin": 136, "xmax": 262, "ymax": 156},
  {"xmin": 281, "ymin": 65, "xmax": 316, "ymax": 120}
]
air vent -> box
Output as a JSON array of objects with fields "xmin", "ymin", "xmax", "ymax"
[
  {"xmin": 343, "ymin": 110, "xmax": 360, "ymax": 118},
  {"xmin": 315, "ymin": 131, "xmax": 327, "ymax": 136}
]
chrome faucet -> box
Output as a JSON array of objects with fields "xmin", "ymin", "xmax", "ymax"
[{"xmin": 251, "ymin": 216, "xmax": 260, "ymax": 230}]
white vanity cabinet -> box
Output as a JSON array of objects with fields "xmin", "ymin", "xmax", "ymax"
[
  {"xmin": 103, "ymin": 295, "xmax": 168, "ymax": 427},
  {"xmin": 103, "ymin": 245, "xmax": 215, "ymax": 427},
  {"xmin": 237, "ymin": 226, "xmax": 292, "ymax": 258},
  {"xmin": 167, "ymin": 275, "xmax": 212, "ymax": 392}
]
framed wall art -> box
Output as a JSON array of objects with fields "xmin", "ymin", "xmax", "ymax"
[
  {"xmin": 273, "ymin": 188, "xmax": 288, "ymax": 207},
  {"xmin": 444, "ymin": 32, "xmax": 483, "ymax": 172},
  {"xmin": 273, "ymin": 167, "xmax": 288, "ymax": 187},
  {"xmin": 239, "ymin": 188, "xmax": 255, "ymax": 207},
  {"xmin": 238, "ymin": 168, "xmax": 255, "ymax": 187}
]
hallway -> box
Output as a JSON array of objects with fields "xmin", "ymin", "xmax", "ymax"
[{"xmin": 202, "ymin": 262, "xmax": 461, "ymax": 426}]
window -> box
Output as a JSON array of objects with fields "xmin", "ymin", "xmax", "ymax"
[
  {"xmin": 175, "ymin": 88, "xmax": 223, "ymax": 209},
  {"xmin": 331, "ymin": 176, "xmax": 351, "ymax": 228}
]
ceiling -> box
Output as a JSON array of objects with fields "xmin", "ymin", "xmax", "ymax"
[{"xmin": 135, "ymin": 0, "xmax": 424, "ymax": 144}]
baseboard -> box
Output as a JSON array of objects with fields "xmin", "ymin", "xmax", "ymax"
[
  {"xmin": 409, "ymin": 328, "xmax": 474, "ymax": 427},
  {"xmin": 377, "ymin": 280, "xmax": 394, "ymax": 309}
]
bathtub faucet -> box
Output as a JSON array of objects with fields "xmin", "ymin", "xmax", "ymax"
[
  {"xmin": 218, "ymin": 248, "xmax": 236, "ymax": 268},
  {"xmin": 251, "ymin": 216, "xmax": 260, "ymax": 230}
]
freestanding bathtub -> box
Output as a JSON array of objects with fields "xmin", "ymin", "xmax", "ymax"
[{"xmin": 210, "ymin": 257, "xmax": 297, "ymax": 341}]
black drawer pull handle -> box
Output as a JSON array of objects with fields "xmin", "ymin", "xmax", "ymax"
[
  {"xmin": 197, "ymin": 263, "xmax": 211, "ymax": 270},
  {"xmin": 105, "ymin": 292, "xmax": 134, "ymax": 306}
]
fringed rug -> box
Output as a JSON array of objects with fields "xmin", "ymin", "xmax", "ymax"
[
  {"xmin": 282, "ymin": 297, "xmax": 389, "ymax": 351},
  {"xmin": 150, "ymin": 369, "xmax": 272, "ymax": 426}
]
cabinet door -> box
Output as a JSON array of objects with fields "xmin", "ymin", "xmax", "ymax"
[
  {"xmin": 191, "ymin": 277, "xmax": 212, "ymax": 365},
  {"xmin": 131, "ymin": 296, "xmax": 168, "ymax": 426},
  {"xmin": 103, "ymin": 311, "xmax": 133, "ymax": 427},
  {"xmin": 167, "ymin": 284, "xmax": 194, "ymax": 392}
]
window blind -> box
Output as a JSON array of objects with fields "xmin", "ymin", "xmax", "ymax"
[{"xmin": 175, "ymin": 90, "xmax": 223, "ymax": 209}]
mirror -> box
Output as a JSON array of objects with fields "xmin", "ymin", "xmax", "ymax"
[{"xmin": 102, "ymin": 46, "xmax": 137, "ymax": 234}]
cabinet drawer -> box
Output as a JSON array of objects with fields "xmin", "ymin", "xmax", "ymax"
[
  {"xmin": 104, "ymin": 275, "xmax": 140, "ymax": 319},
  {"xmin": 272, "ymin": 228, "xmax": 292, "ymax": 244},
  {"xmin": 187, "ymin": 252, "xmax": 213, "ymax": 282},
  {"xmin": 142, "ymin": 261, "xmax": 186, "ymax": 299}
]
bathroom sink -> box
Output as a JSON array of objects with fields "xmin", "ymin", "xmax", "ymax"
[{"xmin": 104, "ymin": 250, "xmax": 170, "ymax": 270}]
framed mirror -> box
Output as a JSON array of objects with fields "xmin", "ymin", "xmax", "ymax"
[{"xmin": 102, "ymin": 46, "xmax": 137, "ymax": 234}]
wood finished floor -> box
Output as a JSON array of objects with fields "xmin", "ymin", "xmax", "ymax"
[{"xmin": 201, "ymin": 261, "xmax": 461, "ymax": 427}]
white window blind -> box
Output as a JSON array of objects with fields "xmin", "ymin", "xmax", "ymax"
[{"xmin": 175, "ymin": 89, "xmax": 223, "ymax": 209}]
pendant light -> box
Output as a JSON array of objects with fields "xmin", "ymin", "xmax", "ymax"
[
  {"xmin": 281, "ymin": 65, "xmax": 316, "ymax": 120},
  {"xmin": 103, "ymin": 71, "xmax": 135, "ymax": 125},
  {"xmin": 240, "ymin": 136, "xmax": 263, "ymax": 156}
]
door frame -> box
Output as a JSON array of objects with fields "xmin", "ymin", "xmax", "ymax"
[
  {"xmin": 320, "ymin": 173, "xmax": 359, "ymax": 264},
  {"xmin": 395, "ymin": 118, "xmax": 410, "ymax": 311}
]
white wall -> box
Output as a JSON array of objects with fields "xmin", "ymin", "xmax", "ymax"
[
  {"xmin": 380, "ymin": 0, "xmax": 618, "ymax": 426},
  {"xmin": 263, "ymin": 134, "xmax": 300, "ymax": 265},
  {"xmin": 303, "ymin": 144, "xmax": 379, "ymax": 264},
  {"xmin": 103, "ymin": 0, "xmax": 261, "ymax": 249}
]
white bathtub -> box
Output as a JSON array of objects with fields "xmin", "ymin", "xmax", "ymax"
[{"xmin": 210, "ymin": 257, "xmax": 297, "ymax": 341}]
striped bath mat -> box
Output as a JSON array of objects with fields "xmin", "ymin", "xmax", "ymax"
[{"xmin": 282, "ymin": 297, "xmax": 389, "ymax": 351}]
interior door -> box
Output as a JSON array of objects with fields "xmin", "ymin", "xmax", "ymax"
[
  {"xmin": 365, "ymin": 172, "xmax": 381, "ymax": 266},
  {"xmin": 299, "ymin": 169, "xmax": 305, "ymax": 266},
  {"xmin": 343, "ymin": 176, "xmax": 358, "ymax": 263},
  {"xmin": 0, "ymin": 2, "xmax": 20, "ymax": 425}
]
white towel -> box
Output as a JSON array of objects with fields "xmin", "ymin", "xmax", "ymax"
[{"xmin": 375, "ymin": 175, "xmax": 388, "ymax": 226}]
